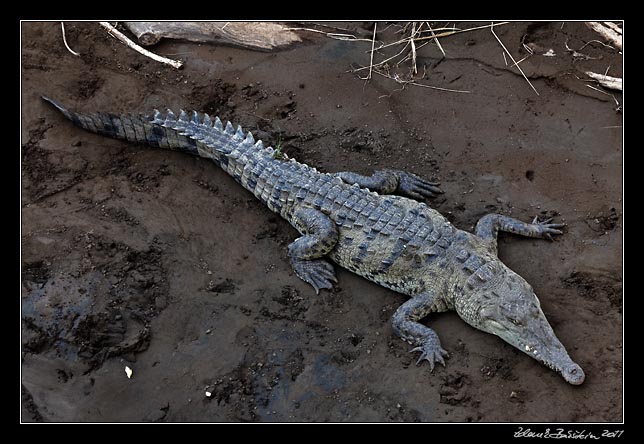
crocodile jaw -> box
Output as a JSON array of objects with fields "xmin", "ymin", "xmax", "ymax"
[{"xmin": 485, "ymin": 311, "xmax": 585, "ymax": 385}]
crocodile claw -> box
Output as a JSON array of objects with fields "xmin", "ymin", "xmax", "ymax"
[
  {"xmin": 290, "ymin": 258, "xmax": 337, "ymax": 294},
  {"xmin": 410, "ymin": 343, "xmax": 449, "ymax": 372},
  {"xmin": 531, "ymin": 216, "xmax": 566, "ymax": 241},
  {"xmin": 397, "ymin": 171, "xmax": 443, "ymax": 200}
]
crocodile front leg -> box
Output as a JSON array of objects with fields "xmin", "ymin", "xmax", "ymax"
[
  {"xmin": 475, "ymin": 214, "xmax": 565, "ymax": 254},
  {"xmin": 392, "ymin": 292, "xmax": 450, "ymax": 371},
  {"xmin": 336, "ymin": 169, "xmax": 443, "ymax": 201},
  {"xmin": 288, "ymin": 206, "xmax": 339, "ymax": 294}
]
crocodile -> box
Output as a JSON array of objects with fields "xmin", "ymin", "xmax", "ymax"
[{"xmin": 40, "ymin": 96, "xmax": 585, "ymax": 385}]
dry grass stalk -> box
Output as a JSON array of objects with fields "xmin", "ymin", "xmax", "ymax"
[
  {"xmin": 410, "ymin": 22, "xmax": 418, "ymax": 74},
  {"xmin": 585, "ymin": 84, "xmax": 621, "ymax": 111},
  {"xmin": 564, "ymin": 38, "xmax": 602, "ymax": 60},
  {"xmin": 374, "ymin": 69, "xmax": 470, "ymax": 94},
  {"xmin": 353, "ymin": 21, "xmax": 480, "ymax": 93},
  {"xmin": 426, "ymin": 22, "xmax": 446, "ymax": 58},
  {"xmin": 490, "ymin": 22, "xmax": 539, "ymax": 96},
  {"xmin": 373, "ymin": 22, "xmax": 507, "ymax": 52},
  {"xmin": 367, "ymin": 22, "xmax": 377, "ymax": 80},
  {"xmin": 286, "ymin": 27, "xmax": 375, "ymax": 43},
  {"xmin": 412, "ymin": 22, "xmax": 510, "ymax": 43}
]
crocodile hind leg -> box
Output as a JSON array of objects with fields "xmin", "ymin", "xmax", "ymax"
[
  {"xmin": 475, "ymin": 214, "xmax": 565, "ymax": 254},
  {"xmin": 288, "ymin": 206, "xmax": 339, "ymax": 294},
  {"xmin": 336, "ymin": 169, "xmax": 443, "ymax": 201},
  {"xmin": 392, "ymin": 292, "xmax": 450, "ymax": 371}
]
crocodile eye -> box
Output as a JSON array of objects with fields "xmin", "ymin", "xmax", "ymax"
[{"xmin": 509, "ymin": 317, "xmax": 523, "ymax": 327}]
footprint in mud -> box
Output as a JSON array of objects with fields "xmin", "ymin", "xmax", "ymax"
[
  {"xmin": 439, "ymin": 372, "xmax": 471, "ymax": 406},
  {"xmin": 585, "ymin": 208, "xmax": 620, "ymax": 233},
  {"xmin": 22, "ymin": 233, "xmax": 170, "ymax": 371},
  {"xmin": 562, "ymin": 270, "xmax": 622, "ymax": 314}
]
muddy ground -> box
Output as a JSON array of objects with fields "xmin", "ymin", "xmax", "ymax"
[{"xmin": 21, "ymin": 21, "xmax": 622, "ymax": 422}]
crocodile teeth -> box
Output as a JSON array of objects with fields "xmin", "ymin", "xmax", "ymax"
[{"xmin": 214, "ymin": 116, "xmax": 223, "ymax": 130}]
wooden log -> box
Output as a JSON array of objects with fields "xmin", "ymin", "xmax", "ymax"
[
  {"xmin": 585, "ymin": 22, "xmax": 622, "ymax": 51},
  {"xmin": 123, "ymin": 22, "xmax": 302, "ymax": 51}
]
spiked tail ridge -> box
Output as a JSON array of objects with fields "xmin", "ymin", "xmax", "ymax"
[
  {"xmin": 40, "ymin": 96, "xmax": 311, "ymax": 216},
  {"xmin": 150, "ymin": 107, "xmax": 280, "ymax": 162},
  {"xmin": 41, "ymin": 96, "xmax": 280, "ymax": 162},
  {"xmin": 41, "ymin": 96, "xmax": 204, "ymax": 154}
]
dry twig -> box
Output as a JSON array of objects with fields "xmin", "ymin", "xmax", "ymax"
[
  {"xmin": 373, "ymin": 22, "xmax": 508, "ymax": 53},
  {"xmin": 286, "ymin": 27, "xmax": 374, "ymax": 43},
  {"xmin": 99, "ymin": 22, "xmax": 183, "ymax": 69},
  {"xmin": 353, "ymin": 21, "xmax": 484, "ymax": 94},
  {"xmin": 61, "ymin": 22, "xmax": 80, "ymax": 57},
  {"xmin": 410, "ymin": 22, "xmax": 418, "ymax": 74},
  {"xmin": 373, "ymin": 70, "xmax": 470, "ymax": 94},
  {"xmin": 490, "ymin": 22, "xmax": 539, "ymax": 96},
  {"xmin": 585, "ymin": 84, "xmax": 621, "ymax": 112},
  {"xmin": 367, "ymin": 23, "xmax": 377, "ymax": 80},
  {"xmin": 413, "ymin": 22, "xmax": 510, "ymax": 43},
  {"xmin": 564, "ymin": 38, "xmax": 602, "ymax": 60},
  {"xmin": 426, "ymin": 21, "xmax": 446, "ymax": 58}
]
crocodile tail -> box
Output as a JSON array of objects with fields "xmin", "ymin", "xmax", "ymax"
[
  {"xmin": 41, "ymin": 96, "xmax": 199, "ymax": 155},
  {"xmin": 150, "ymin": 108, "xmax": 278, "ymax": 160}
]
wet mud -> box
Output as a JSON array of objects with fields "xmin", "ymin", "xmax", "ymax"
[{"xmin": 21, "ymin": 21, "xmax": 622, "ymax": 422}]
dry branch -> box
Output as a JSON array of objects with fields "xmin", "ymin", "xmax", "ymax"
[
  {"xmin": 99, "ymin": 22, "xmax": 183, "ymax": 69},
  {"xmin": 586, "ymin": 71, "xmax": 622, "ymax": 91}
]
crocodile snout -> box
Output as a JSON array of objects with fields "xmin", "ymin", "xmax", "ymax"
[{"xmin": 562, "ymin": 362, "xmax": 585, "ymax": 385}]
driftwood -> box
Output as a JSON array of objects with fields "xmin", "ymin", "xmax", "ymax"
[
  {"xmin": 123, "ymin": 22, "xmax": 302, "ymax": 51},
  {"xmin": 585, "ymin": 22, "xmax": 622, "ymax": 51}
]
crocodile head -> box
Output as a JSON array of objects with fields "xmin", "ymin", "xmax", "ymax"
[{"xmin": 460, "ymin": 271, "xmax": 585, "ymax": 385}]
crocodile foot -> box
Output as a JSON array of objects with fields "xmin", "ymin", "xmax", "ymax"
[
  {"xmin": 410, "ymin": 339, "xmax": 449, "ymax": 371},
  {"xmin": 395, "ymin": 171, "xmax": 443, "ymax": 200},
  {"xmin": 531, "ymin": 216, "xmax": 566, "ymax": 241},
  {"xmin": 290, "ymin": 257, "xmax": 337, "ymax": 294}
]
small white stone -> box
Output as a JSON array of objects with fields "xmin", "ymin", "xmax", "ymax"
[{"xmin": 125, "ymin": 366, "xmax": 133, "ymax": 379}]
